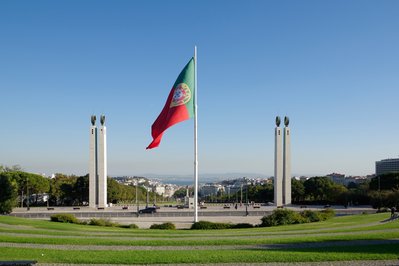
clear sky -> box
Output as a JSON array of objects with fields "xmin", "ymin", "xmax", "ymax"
[{"xmin": 1, "ymin": 1, "xmax": 398, "ymax": 178}]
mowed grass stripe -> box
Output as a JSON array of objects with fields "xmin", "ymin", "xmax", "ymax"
[
  {"xmin": 0, "ymin": 213, "xmax": 397, "ymax": 238},
  {"xmin": 1, "ymin": 223, "xmax": 398, "ymax": 238},
  {"xmin": 0, "ymin": 244, "xmax": 398, "ymax": 264},
  {"xmin": 0, "ymin": 213, "xmax": 389, "ymax": 232},
  {"xmin": 1, "ymin": 230, "xmax": 399, "ymax": 246},
  {"xmin": 1, "ymin": 213, "xmax": 398, "ymax": 264}
]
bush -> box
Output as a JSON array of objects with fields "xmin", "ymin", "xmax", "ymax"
[
  {"xmin": 0, "ymin": 199, "xmax": 17, "ymax": 215},
  {"xmin": 231, "ymin": 223, "xmax": 254, "ymax": 229},
  {"xmin": 300, "ymin": 210, "xmax": 322, "ymax": 222},
  {"xmin": 0, "ymin": 173, "xmax": 18, "ymax": 214},
  {"xmin": 319, "ymin": 208, "xmax": 335, "ymax": 220},
  {"xmin": 89, "ymin": 218, "xmax": 118, "ymax": 227},
  {"xmin": 191, "ymin": 221, "xmax": 232, "ymax": 230},
  {"xmin": 88, "ymin": 218, "xmax": 106, "ymax": 226},
  {"xmin": 119, "ymin": 223, "xmax": 139, "ymax": 229},
  {"xmin": 127, "ymin": 223, "xmax": 139, "ymax": 229},
  {"xmin": 150, "ymin": 222, "xmax": 176, "ymax": 230},
  {"xmin": 50, "ymin": 214, "xmax": 79, "ymax": 224},
  {"xmin": 261, "ymin": 209, "xmax": 336, "ymax": 227},
  {"xmin": 260, "ymin": 209, "xmax": 304, "ymax": 227}
]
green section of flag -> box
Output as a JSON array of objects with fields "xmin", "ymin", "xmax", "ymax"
[{"xmin": 172, "ymin": 57, "xmax": 195, "ymax": 117}]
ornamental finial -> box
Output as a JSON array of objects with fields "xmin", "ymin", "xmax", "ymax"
[
  {"xmin": 91, "ymin": 115, "xmax": 96, "ymax": 126},
  {"xmin": 284, "ymin": 116, "xmax": 289, "ymax": 127},
  {"xmin": 275, "ymin": 116, "xmax": 281, "ymax": 127}
]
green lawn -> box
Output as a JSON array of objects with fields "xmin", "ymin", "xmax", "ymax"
[
  {"xmin": 0, "ymin": 245, "xmax": 398, "ymax": 264},
  {"xmin": 0, "ymin": 213, "xmax": 398, "ymax": 264}
]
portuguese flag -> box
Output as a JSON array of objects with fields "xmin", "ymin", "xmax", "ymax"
[{"xmin": 146, "ymin": 57, "xmax": 195, "ymax": 149}]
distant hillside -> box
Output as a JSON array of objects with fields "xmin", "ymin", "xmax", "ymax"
[{"xmin": 139, "ymin": 173, "xmax": 270, "ymax": 185}]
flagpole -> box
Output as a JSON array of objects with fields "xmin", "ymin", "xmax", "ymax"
[{"xmin": 194, "ymin": 46, "xmax": 199, "ymax": 222}]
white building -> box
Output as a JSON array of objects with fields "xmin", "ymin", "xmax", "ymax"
[
  {"xmin": 154, "ymin": 185, "xmax": 166, "ymax": 196},
  {"xmin": 200, "ymin": 184, "xmax": 223, "ymax": 197}
]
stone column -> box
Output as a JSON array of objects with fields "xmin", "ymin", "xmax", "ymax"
[
  {"xmin": 89, "ymin": 115, "xmax": 97, "ymax": 208},
  {"xmin": 274, "ymin": 116, "xmax": 283, "ymax": 207},
  {"xmin": 283, "ymin": 116, "xmax": 291, "ymax": 205},
  {"xmin": 98, "ymin": 115, "xmax": 107, "ymax": 208}
]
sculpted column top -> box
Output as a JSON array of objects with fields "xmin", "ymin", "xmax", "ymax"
[
  {"xmin": 275, "ymin": 116, "xmax": 281, "ymax": 127},
  {"xmin": 284, "ymin": 116, "xmax": 289, "ymax": 127},
  {"xmin": 91, "ymin": 115, "xmax": 96, "ymax": 126}
]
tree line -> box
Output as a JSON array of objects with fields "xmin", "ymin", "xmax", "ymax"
[
  {"xmin": 197, "ymin": 174, "xmax": 399, "ymax": 209},
  {"xmin": 1, "ymin": 164, "xmax": 398, "ymax": 214},
  {"xmin": 0, "ymin": 165, "xmax": 163, "ymax": 214}
]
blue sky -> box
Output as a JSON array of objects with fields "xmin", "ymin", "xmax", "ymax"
[{"xmin": 0, "ymin": 1, "xmax": 398, "ymax": 178}]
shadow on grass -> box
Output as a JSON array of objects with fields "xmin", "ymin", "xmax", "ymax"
[
  {"xmin": 252, "ymin": 240, "xmax": 399, "ymax": 254},
  {"xmin": 380, "ymin": 215, "xmax": 399, "ymax": 223}
]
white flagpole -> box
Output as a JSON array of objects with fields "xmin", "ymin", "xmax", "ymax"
[{"xmin": 194, "ymin": 46, "xmax": 199, "ymax": 222}]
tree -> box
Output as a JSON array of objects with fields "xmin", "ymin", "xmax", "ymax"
[
  {"xmin": 1, "ymin": 171, "xmax": 50, "ymax": 207},
  {"xmin": 50, "ymin": 174, "xmax": 78, "ymax": 206},
  {"xmin": 367, "ymin": 173, "xmax": 399, "ymax": 209},
  {"xmin": 370, "ymin": 173, "xmax": 399, "ymax": 191},
  {"xmin": 246, "ymin": 183, "xmax": 273, "ymax": 203},
  {"xmin": 73, "ymin": 175, "xmax": 89, "ymax": 205},
  {"xmin": 346, "ymin": 181, "xmax": 370, "ymax": 206},
  {"xmin": 0, "ymin": 172, "xmax": 18, "ymax": 214},
  {"xmin": 304, "ymin": 176, "xmax": 339, "ymax": 202},
  {"xmin": 174, "ymin": 187, "xmax": 192, "ymax": 199},
  {"xmin": 22, "ymin": 172, "xmax": 50, "ymax": 205},
  {"xmin": 291, "ymin": 179, "xmax": 305, "ymax": 203},
  {"xmin": 328, "ymin": 184, "xmax": 348, "ymax": 205},
  {"xmin": 107, "ymin": 178, "xmax": 121, "ymax": 204}
]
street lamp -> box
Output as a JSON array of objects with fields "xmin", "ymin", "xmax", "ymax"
[
  {"xmin": 240, "ymin": 184, "xmax": 243, "ymax": 206},
  {"xmin": 146, "ymin": 187, "xmax": 149, "ymax": 208},
  {"xmin": 136, "ymin": 178, "xmax": 139, "ymax": 217},
  {"xmin": 26, "ymin": 177, "xmax": 30, "ymax": 211},
  {"xmin": 378, "ymin": 175, "xmax": 381, "ymax": 210},
  {"xmin": 245, "ymin": 184, "xmax": 249, "ymax": 216}
]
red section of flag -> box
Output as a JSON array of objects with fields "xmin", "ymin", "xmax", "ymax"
[
  {"xmin": 146, "ymin": 58, "xmax": 195, "ymax": 150},
  {"xmin": 146, "ymin": 87, "xmax": 190, "ymax": 149}
]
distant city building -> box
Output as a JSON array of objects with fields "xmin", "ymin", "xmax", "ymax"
[
  {"xmin": 112, "ymin": 176, "xmax": 178, "ymax": 198},
  {"xmin": 376, "ymin": 158, "xmax": 399, "ymax": 176},
  {"xmin": 200, "ymin": 184, "xmax": 223, "ymax": 197},
  {"xmin": 163, "ymin": 185, "xmax": 176, "ymax": 198},
  {"xmin": 154, "ymin": 184, "xmax": 177, "ymax": 197},
  {"xmin": 154, "ymin": 185, "xmax": 166, "ymax": 195},
  {"xmin": 326, "ymin": 173, "xmax": 368, "ymax": 186},
  {"xmin": 327, "ymin": 173, "xmax": 346, "ymax": 185},
  {"xmin": 344, "ymin": 176, "xmax": 368, "ymax": 186},
  {"xmin": 299, "ymin": 176, "xmax": 308, "ymax": 182}
]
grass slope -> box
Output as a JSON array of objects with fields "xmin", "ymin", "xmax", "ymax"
[{"xmin": 0, "ymin": 213, "xmax": 398, "ymax": 264}]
